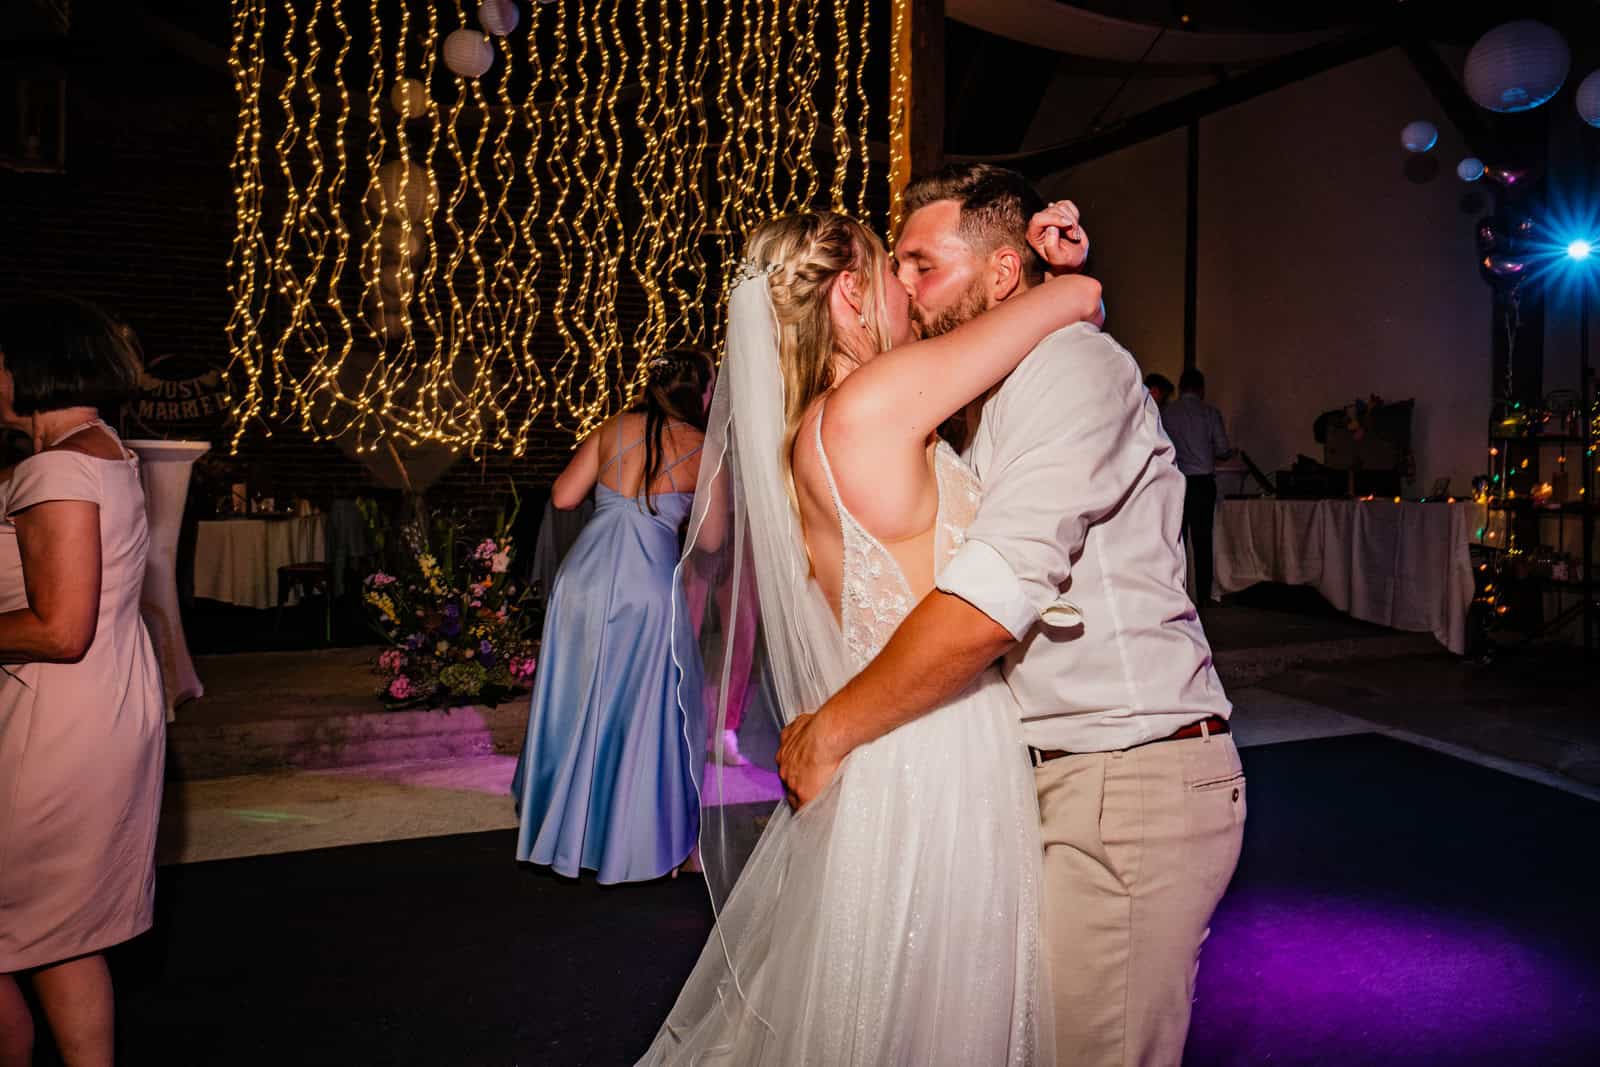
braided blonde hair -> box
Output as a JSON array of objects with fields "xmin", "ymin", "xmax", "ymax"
[{"xmin": 742, "ymin": 211, "xmax": 895, "ymax": 509}]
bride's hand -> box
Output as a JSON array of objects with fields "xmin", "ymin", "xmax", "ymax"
[{"xmin": 1027, "ymin": 200, "xmax": 1088, "ymax": 273}]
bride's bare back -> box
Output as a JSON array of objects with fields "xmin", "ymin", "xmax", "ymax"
[{"xmin": 792, "ymin": 399, "xmax": 944, "ymax": 622}]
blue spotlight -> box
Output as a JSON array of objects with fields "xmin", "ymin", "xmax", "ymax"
[{"xmin": 1568, "ymin": 239, "xmax": 1594, "ymax": 261}]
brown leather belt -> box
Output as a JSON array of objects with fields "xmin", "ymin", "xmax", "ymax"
[{"xmin": 1029, "ymin": 715, "xmax": 1230, "ymax": 767}]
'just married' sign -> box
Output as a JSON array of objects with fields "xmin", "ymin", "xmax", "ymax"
[{"xmin": 134, "ymin": 354, "xmax": 230, "ymax": 428}]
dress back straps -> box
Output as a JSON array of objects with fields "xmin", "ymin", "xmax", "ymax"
[
  {"xmin": 658, "ymin": 443, "xmax": 703, "ymax": 493},
  {"xmin": 811, "ymin": 400, "xmax": 849, "ymax": 525},
  {"xmin": 600, "ymin": 417, "xmax": 701, "ymax": 495},
  {"xmin": 598, "ymin": 420, "xmax": 647, "ymax": 477}
]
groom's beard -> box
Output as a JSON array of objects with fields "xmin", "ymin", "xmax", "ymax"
[{"xmin": 911, "ymin": 278, "xmax": 989, "ymax": 339}]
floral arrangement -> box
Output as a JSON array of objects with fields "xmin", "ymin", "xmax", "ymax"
[{"xmin": 361, "ymin": 496, "xmax": 537, "ymax": 710}]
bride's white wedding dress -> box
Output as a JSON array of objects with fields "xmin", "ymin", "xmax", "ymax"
[{"xmin": 640, "ymin": 404, "xmax": 1051, "ymax": 1064}]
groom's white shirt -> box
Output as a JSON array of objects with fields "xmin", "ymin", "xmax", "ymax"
[{"xmin": 937, "ymin": 322, "xmax": 1231, "ymax": 753}]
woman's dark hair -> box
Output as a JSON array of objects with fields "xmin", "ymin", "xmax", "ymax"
[
  {"xmin": 633, "ymin": 346, "xmax": 713, "ymax": 513},
  {"xmin": 0, "ymin": 296, "xmax": 143, "ymax": 417}
]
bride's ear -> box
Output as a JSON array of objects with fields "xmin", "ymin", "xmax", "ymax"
[{"xmin": 832, "ymin": 270, "xmax": 864, "ymax": 323}]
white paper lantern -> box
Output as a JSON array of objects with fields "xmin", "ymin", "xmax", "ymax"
[
  {"xmin": 478, "ymin": 0, "xmax": 520, "ymax": 36},
  {"xmin": 443, "ymin": 29, "xmax": 495, "ymax": 78},
  {"xmin": 1463, "ymin": 20, "xmax": 1570, "ymax": 113},
  {"xmin": 1577, "ymin": 70, "xmax": 1600, "ymax": 127},
  {"xmin": 1457, "ymin": 157, "xmax": 1486, "ymax": 182},
  {"xmin": 389, "ymin": 78, "xmax": 429, "ymax": 121},
  {"xmin": 1400, "ymin": 120, "xmax": 1438, "ymax": 153},
  {"xmin": 367, "ymin": 160, "xmax": 437, "ymax": 222},
  {"xmin": 378, "ymin": 221, "xmax": 425, "ymax": 259}
]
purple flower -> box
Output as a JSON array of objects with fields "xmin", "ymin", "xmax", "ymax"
[
  {"xmin": 478, "ymin": 640, "xmax": 496, "ymax": 667},
  {"xmin": 444, "ymin": 603, "xmax": 461, "ymax": 618},
  {"xmin": 404, "ymin": 633, "xmax": 426, "ymax": 651}
]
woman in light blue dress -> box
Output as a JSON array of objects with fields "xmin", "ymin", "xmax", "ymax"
[{"xmin": 512, "ymin": 349, "xmax": 712, "ymax": 883}]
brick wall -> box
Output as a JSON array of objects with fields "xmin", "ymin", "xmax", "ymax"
[
  {"xmin": 0, "ymin": 27, "xmax": 886, "ymax": 533},
  {"xmin": 0, "ymin": 44, "xmax": 634, "ymax": 528}
]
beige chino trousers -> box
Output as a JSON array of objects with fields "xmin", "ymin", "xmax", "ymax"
[{"xmin": 1034, "ymin": 728, "xmax": 1246, "ymax": 1067}]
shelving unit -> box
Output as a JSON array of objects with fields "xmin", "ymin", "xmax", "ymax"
[{"xmin": 1480, "ymin": 428, "xmax": 1598, "ymax": 651}]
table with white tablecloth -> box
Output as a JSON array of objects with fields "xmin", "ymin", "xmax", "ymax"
[
  {"xmin": 192, "ymin": 516, "xmax": 327, "ymax": 610},
  {"xmin": 1213, "ymin": 498, "xmax": 1477, "ymax": 654}
]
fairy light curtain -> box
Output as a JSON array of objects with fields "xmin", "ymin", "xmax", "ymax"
[{"xmin": 225, "ymin": 0, "xmax": 891, "ymax": 456}]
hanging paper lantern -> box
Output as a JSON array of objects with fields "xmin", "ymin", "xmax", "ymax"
[
  {"xmin": 1400, "ymin": 120, "xmax": 1438, "ymax": 153},
  {"xmin": 478, "ymin": 0, "xmax": 520, "ymax": 36},
  {"xmin": 443, "ymin": 29, "xmax": 495, "ymax": 78},
  {"xmin": 1463, "ymin": 20, "xmax": 1570, "ymax": 113},
  {"xmin": 389, "ymin": 78, "xmax": 429, "ymax": 121},
  {"xmin": 1577, "ymin": 70, "xmax": 1600, "ymax": 127},
  {"xmin": 366, "ymin": 160, "xmax": 437, "ymax": 222},
  {"xmin": 1457, "ymin": 157, "xmax": 1486, "ymax": 182}
]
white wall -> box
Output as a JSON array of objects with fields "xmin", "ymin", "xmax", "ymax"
[
  {"xmin": 1197, "ymin": 48, "xmax": 1488, "ymax": 493},
  {"xmin": 1038, "ymin": 129, "xmax": 1188, "ymax": 390},
  {"xmin": 1040, "ymin": 47, "xmax": 1494, "ymax": 493}
]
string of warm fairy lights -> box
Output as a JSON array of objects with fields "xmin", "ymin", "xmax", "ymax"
[
  {"xmin": 887, "ymin": 0, "xmax": 910, "ymax": 238},
  {"xmin": 225, "ymin": 0, "xmax": 888, "ymax": 454}
]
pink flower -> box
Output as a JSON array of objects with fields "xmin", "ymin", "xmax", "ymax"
[
  {"xmin": 490, "ymin": 550, "xmax": 511, "ymax": 574},
  {"xmin": 388, "ymin": 675, "xmax": 415, "ymax": 700},
  {"xmin": 509, "ymin": 657, "xmax": 537, "ymax": 682},
  {"xmin": 378, "ymin": 649, "xmax": 407, "ymax": 673},
  {"xmin": 369, "ymin": 572, "xmax": 397, "ymax": 588},
  {"xmin": 473, "ymin": 539, "xmax": 497, "ymax": 561}
]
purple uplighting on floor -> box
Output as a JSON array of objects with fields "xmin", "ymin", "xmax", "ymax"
[
  {"xmin": 1190, "ymin": 890, "xmax": 1596, "ymax": 1065},
  {"xmin": 1181, "ymin": 734, "xmax": 1600, "ymax": 1066}
]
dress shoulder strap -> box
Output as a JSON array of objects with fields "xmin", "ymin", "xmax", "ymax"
[
  {"xmin": 598, "ymin": 419, "xmax": 648, "ymax": 476},
  {"xmin": 812, "ymin": 399, "xmax": 848, "ymax": 524}
]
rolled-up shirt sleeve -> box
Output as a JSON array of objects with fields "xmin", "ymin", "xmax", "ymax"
[{"xmin": 936, "ymin": 326, "xmax": 1155, "ymax": 640}]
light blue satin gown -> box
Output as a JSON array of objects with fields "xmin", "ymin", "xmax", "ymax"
[{"xmin": 512, "ymin": 428, "xmax": 705, "ymax": 884}]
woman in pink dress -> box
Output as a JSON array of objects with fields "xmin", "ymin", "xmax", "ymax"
[{"xmin": 0, "ymin": 297, "xmax": 164, "ymax": 1067}]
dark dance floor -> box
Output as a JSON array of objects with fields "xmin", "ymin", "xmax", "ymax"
[{"xmin": 72, "ymin": 734, "xmax": 1600, "ymax": 1065}]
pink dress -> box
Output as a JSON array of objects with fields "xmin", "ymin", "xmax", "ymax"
[{"xmin": 0, "ymin": 429, "xmax": 166, "ymax": 972}]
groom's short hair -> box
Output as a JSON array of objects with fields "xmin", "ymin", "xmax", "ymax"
[{"xmin": 901, "ymin": 163, "xmax": 1047, "ymax": 285}]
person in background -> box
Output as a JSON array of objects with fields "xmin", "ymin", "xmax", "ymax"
[
  {"xmin": 680, "ymin": 351, "xmax": 759, "ymax": 769},
  {"xmin": 1161, "ymin": 367, "xmax": 1233, "ymax": 607},
  {"xmin": 0, "ymin": 297, "xmax": 165, "ymax": 1067},
  {"xmin": 1144, "ymin": 372, "xmax": 1175, "ymax": 409},
  {"xmin": 511, "ymin": 348, "xmax": 712, "ymax": 884}
]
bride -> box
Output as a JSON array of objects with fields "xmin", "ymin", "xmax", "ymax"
[{"xmin": 642, "ymin": 206, "xmax": 1098, "ymax": 1064}]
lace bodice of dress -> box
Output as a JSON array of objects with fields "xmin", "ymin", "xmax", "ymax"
[{"xmin": 814, "ymin": 407, "xmax": 982, "ymax": 669}]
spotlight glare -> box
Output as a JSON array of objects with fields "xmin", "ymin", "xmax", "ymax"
[{"xmin": 1568, "ymin": 239, "xmax": 1594, "ymax": 261}]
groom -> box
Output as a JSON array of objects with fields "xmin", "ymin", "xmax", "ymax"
[{"xmin": 778, "ymin": 164, "xmax": 1245, "ymax": 1065}]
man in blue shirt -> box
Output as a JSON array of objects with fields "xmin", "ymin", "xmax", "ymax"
[{"xmin": 1161, "ymin": 368, "xmax": 1233, "ymax": 605}]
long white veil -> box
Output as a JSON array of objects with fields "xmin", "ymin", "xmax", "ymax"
[
  {"xmin": 672, "ymin": 263, "xmax": 852, "ymax": 903},
  {"xmin": 653, "ymin": 260, "xmax": 1053, "ymax": 1066}
]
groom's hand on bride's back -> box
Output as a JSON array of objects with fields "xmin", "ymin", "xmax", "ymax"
[{"xmin": 777, "ymin": 711, "xmax": 844, "ymax": 811}]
